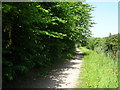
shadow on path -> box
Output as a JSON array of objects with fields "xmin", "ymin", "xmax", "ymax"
[{"xmin": 4, "ymin": 48, "xmax": 83, "ymax": 88}]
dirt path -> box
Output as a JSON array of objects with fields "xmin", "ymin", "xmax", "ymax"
[{"xmin": 5, "ymin": 49, "xmax": 83, "ymax": 88}]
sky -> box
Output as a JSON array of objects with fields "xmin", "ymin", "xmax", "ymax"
[{"xmin": 85, "ymin": 0, "xmax": 118, "ymax": 37}]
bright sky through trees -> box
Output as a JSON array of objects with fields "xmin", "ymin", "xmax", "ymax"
[{"xmin": 86, "ymin": 1, "xmax": 118, "ymax": 37}]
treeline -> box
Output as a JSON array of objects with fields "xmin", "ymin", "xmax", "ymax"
[
  {"xmin": 85, "ymin": 33, "xmax": 119, "ymax": 58},
  {"xmin": 2, "ymin": 2, "xmax": 94, "ymax": 82}
]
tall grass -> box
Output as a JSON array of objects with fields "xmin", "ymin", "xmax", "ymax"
[{"xmin": 77, "ymin": 47, "xmax": 118, "ymax": 88}]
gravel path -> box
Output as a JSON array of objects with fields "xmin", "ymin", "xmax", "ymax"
[{"xmin": 5, "ymin": 49, "xmax": 83, "ymax": 88}]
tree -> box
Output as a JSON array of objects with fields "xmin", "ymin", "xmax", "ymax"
[{"xmin": 2, "ymin": 2, "xmax": 94, "ymax": 82}]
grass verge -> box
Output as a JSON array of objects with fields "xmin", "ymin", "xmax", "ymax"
[{"xmin": 77, "ymin": 47, "xmax": 118, "ymax": 88}]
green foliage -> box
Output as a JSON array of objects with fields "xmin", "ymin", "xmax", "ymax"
[
  {"xmin": 104, "ymin": 34, "xmax": 119, "ymax": 52},
  {"xmin": 2, "ymin": 2, "xmax": 94, "ymax": 82},
  {"xmin": 77, "ymin": 47, "xmax": 118, "ymax": 88},
  {"xmin": 86, "ymin": 37, "xmax": 104, "ymax": 50},
  {"xmin": 86, "ymin": 34, "xmax": 119, "ymax": 59}
]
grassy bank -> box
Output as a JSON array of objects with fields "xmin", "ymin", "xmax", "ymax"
[{"xmin": 77, "ymin": 47, "xmax": 118, "ymax": 88}]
